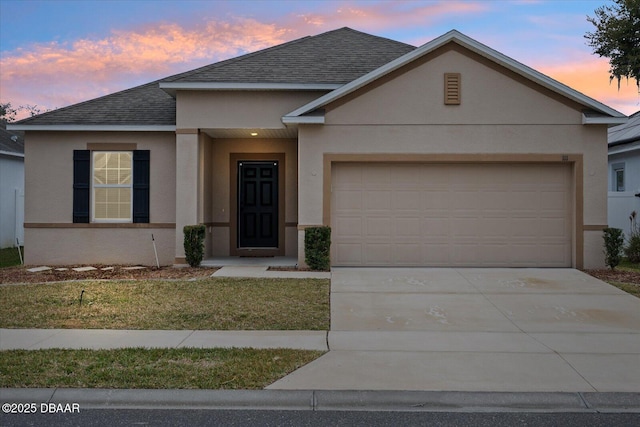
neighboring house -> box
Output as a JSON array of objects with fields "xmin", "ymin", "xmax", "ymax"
[
  {"xmin": 8, "ymin": 28, "xmax": 626, "ymax": 268},
  {"xmin": 0, "ymin": 122, "xmax": 25, "ymax": 248},
  {"xmin": 608, "ymin": 111, "xmax": 640, "ymax": 237}
]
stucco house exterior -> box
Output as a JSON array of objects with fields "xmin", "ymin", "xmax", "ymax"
[
  {"xmin": 9, "ymin": 28, "xmax": 626, "ymax": 268},
  {"xmin": 608, "ymin": 111, "xmax": 640, "ymax": 237},
  {"xmin": 0, "ymin": 122, "xmax": 24, "ymax": 249}
]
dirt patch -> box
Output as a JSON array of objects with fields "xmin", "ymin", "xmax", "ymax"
[
  {"xmin": 585, "ymin": 269, "xmax": 640, "ymax": 286},
  {"xmin": 0, "ymin": 265, "xmax": 217, "ymax": 284}
]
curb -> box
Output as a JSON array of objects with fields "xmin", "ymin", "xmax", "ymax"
[{"xmin": 2, "ymin": 389, "xmax": 639, "ymax": 412}]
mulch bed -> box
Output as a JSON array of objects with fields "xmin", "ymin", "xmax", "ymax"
[
  {"xmin": 2, "ymin": 264, "xmax": 638, "ymax": 287},
  {"xmin": 0, "ymin": 265, "xmax": 217, "ymax": 285},
  {"xmin": 583, "ymin": 269, "xmax": 640, "ymax": 286}
]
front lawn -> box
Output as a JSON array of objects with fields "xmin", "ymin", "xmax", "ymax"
[
  {"xmin": 586, "ymin": 259, "xmax": 640, "ymax": 298},
  {"xmin": 0, "ymin": 348, "xmax": 324, "ymax": 389},
  {"xmin": 0, "ymin": 277, "xmax": 330, "ymax": 330}
]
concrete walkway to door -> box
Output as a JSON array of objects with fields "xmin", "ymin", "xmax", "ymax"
[{"xmin": 268, "ymin": 268, "xmax": 640, "ymax": 392}]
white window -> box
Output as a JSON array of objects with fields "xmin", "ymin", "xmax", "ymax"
[
  {"xmin": 92, "ymin": 151, "xmax": 132, "ymax": 221},
  {"xmin": 613, "ymin": 163, "xmax": 625, "ymax": 192}
]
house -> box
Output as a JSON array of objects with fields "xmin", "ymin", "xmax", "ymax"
[
  {"xmin": 608, "ymin": 111, "xmax": 640, "ymax": 237},
  {"xmin": 8, "ymin": 28, "xmax": 626, "ymax": 268},
  {"xmin": 0, "ymin": 122, "xmax": 25, "ymax": 249}
]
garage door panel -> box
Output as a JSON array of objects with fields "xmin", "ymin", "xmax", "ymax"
[
  {"xmin": 393, "ymin": 244, "xmax": 423, "ymax": 264},
  {"xmin": 393, "ymin": 191, "xmax": 422, "ymax": 211},
  {"xmin": 334, "ymin": 243, "xmax": 363, "ymax": 264},
  {"xmin": 423, "ymin": 218, "xmax": 450, "ymax": 236},
  {"xmin": 335, "ymin": 190, "xmax": 362, "ymax": 210},
  {"xmin": 364, "ymin": 244, "xmax": 392, "ymax": 265},
  {"xmin": 334, "ymin": 217, "xmax": 363, "ymax": 238},
  {"xmin": 366, "ymin": 217, "xmax": 392, "ymax": 237},
  {"xmin": 396, "ymin": 217, "xmax": 421, "ymax": 236},
  {"xmin": 332, "ymin": 163, "xmax": 572, "ymax": 267},
  {"xmin": 364, "ymin": 190, "xmax": 391, "ymax": 210}
]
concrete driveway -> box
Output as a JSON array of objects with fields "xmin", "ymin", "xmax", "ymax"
[{"xmin": 268, "ymin": 268, "xmax": 640, "ymax": 392}]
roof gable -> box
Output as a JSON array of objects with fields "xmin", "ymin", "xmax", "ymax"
[{"xmin": 284, "ymin": 30, "xmax": 626, "ymax": 124}]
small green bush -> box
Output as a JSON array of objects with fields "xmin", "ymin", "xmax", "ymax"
[
  {"xmin": 183, "ymin": 225, "xmax": 206, "ymax": 268},
  {"xmin": 626, "ymin": 211, "xmax": 640, "ymax": 263},
  {"xmin": 603, "ymin": 227, "xmax": 624, "ymax": 270},
  {"xmin": 305, "ymin": 226, "xmax": 331, "ymax": 271}
]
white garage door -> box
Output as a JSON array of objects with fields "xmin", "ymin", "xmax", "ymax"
[{"xmin": 331, "ymin": 163, "xmax": 572, "ymax": 267}]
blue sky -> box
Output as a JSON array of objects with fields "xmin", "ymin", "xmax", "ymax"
[{"xmin": 1, "ymin": 0, "xmax": 638, "ymax": 118}]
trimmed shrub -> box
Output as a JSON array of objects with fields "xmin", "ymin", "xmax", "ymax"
[
  {"xmin": 626, "ymin": 211, "xmax": 640, "ymax": 264},
  {"xmin": 603, "ymin": 227, "xmax": 624, "ymax": 270},
  {"xmin": 183, "ymin": 225, "xmax": 206, "ymax": 268},
  {"xmin": 305, "ymin": 226, "xmax": 331, "ymax": 271}
]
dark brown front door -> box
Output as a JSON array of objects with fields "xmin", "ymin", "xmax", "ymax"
[{"xmin": 238, "ymin": 161, "xmax": 279, "ymax": 248}]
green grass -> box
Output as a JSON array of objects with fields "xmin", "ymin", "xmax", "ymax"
[
  {"xmin": 601, "ymin": 259, "xmax": 640, "ymax": 298},
  {"xmin": 617, "ymin": 259, "xmax": 640, "ymax": 272},
  {"xmin": 0, "ymin": 348, "xmax": 324, "ymax": 389},
  {"xmin": 0, "ymin": 246, "xmax": 22, "ymax": 268},
  {"xmin": 607, "ymin": 281, "xmax": 640, "ymax": 298},
  {"xmin": 0, "ymin": 277, "xmax": 330, "ymax": 330}
]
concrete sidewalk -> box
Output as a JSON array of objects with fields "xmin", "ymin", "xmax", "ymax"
[
  {"xmin": 212, "ymin": 266, "xmax": 330, "ymax": 279},
  {"xmin": 0, "ymin": 329, "xmax": 328, "ymax": 351}
]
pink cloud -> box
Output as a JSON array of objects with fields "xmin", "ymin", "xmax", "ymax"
[
  {"xmin": 535, "ymin": 55, "xmax": 639, "ymax": 115},
  {"xmin": 294, "ymin": 1, "xmax": 487, "ymax": 32},
  {"xmin": 1, "ymin": 18, "xmax": 294, "ymax": 119}
]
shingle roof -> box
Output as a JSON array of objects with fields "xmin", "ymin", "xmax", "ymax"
[
  {"xmin": 14, "ymin": 80, "xmax": 176, "ymax": 126},
  {"xmin": 14, "ymin": 27, "xmax": 415, "ymax": 127},
  {"xmin": 609, "ymin": 111, "xmax": 640, "ymax": 146},
  {"xmin": 0, "ymin": 122, "xmax": 24, "ymax": 155},
  {"xmin": 164, "ymin": 27, "xmax": 415, "ymax": 84}
]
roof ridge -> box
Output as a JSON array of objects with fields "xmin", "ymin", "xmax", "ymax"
[{"xmin": 162, "ymin": 34, "xmax": 316, "ymax": 83}]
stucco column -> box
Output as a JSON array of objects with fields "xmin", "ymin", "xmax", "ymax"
[{"xmin": 175, "ymin": 130, "xmax": 200, "ymax": 262}]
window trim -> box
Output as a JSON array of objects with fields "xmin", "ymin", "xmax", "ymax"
[
  {"xmin": 73, "ymin": 149, "xmax": 150, "ymax": 224},
  {"xmin": 91, "ymin": 151, "xmax": 134, "ymax": 223},
  {"xmin": 612, "ymin": 162, "xmax": 625, "ymax": 192}
]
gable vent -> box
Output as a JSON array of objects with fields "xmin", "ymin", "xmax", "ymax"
[{"xmin": 444, "ymin": 73, "xmax": 461, "ymax": 105}]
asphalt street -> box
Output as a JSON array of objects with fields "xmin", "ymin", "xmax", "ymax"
[{"xmin": 2, "ymin": 409, "xmax": 640, "ymax": 427}]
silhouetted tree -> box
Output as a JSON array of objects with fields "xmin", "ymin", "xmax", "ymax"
[{"xmin": 585, "ymin": 0, "xmax": 640, "ymax": 90}]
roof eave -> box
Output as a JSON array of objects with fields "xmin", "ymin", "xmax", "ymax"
[
  {"xmin": 582, "ymin": 114, "xmax": 628, "ymax": 125},
  {"xmin": 0, "ymin": 150, "xmax": 24, "ymax": 158},
  {"xmin": 609, "ymin": 141, "xmax": 640, "ymax": 155},
  {"xmin": 285, "ymin": 30, "xmax": 627, "ymax": 121},
  {"xmin": 160, "ymin": 82, "xmax": 341, "ymax": 97},
  {"xmin": 282, "ymin": 115, "xmax": 325, "ymax": 125},
  {"xmin": 6, "ymin": 124, "xmax": 176, "ymax": 132}
]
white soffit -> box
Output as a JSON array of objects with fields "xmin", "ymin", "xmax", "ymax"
[{"xmin": 283, "ymin": 30, "xmax": 626, "ymax": 123}]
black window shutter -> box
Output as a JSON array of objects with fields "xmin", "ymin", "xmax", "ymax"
[
  {"xmin": 73, "ymin": 150, "xmax": 90, "ymax": 223},
  {"xmin": 133, "ymin": 150, "xmax": 150, "ymax": 223}
]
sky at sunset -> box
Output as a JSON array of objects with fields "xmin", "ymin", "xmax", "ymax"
[{"xmin": 1, "ymin": 0, "xmax": 639, "ymax": 120}]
